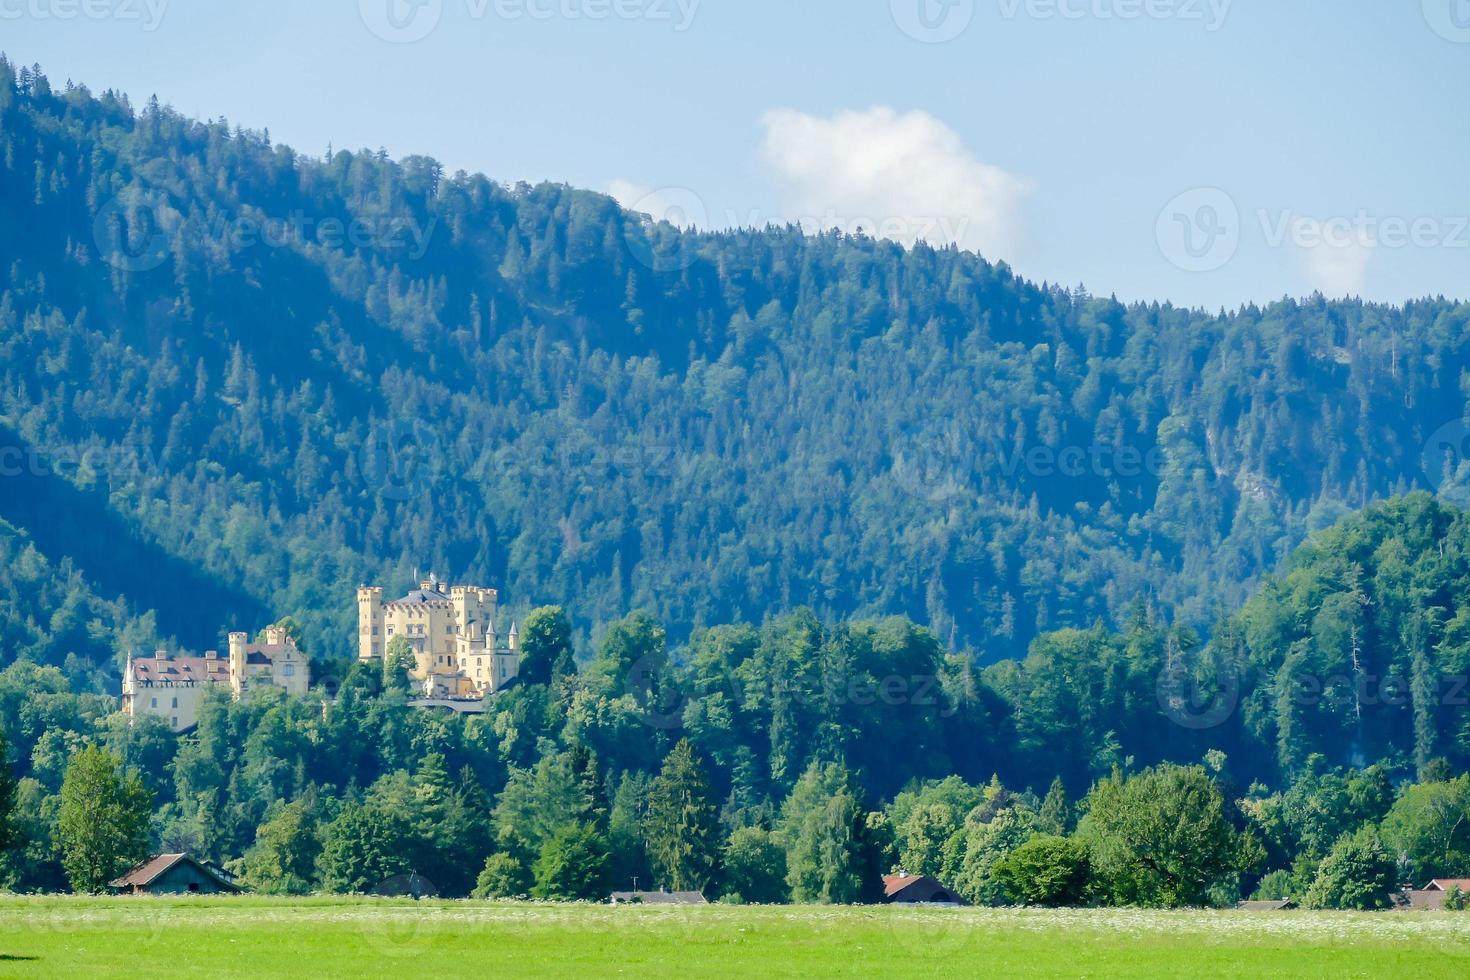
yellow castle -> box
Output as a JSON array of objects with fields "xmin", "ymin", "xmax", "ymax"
[
  {"xmin": 123, "ymin": 626, "xmax": 311, "ymax": 731},
  {"xmin": 357, "ymin": 574, "xmax": 520, "ymax": 699}
]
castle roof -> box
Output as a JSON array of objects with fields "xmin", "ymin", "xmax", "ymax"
[
  {"xmin": 130, "ymin": 655, "xmax": 230, "ymax": 686},
  {"xmin": 391, "ymin": 586, "xmax": 451, "ymax": 605}
]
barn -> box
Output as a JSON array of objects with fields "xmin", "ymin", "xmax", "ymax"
[
  {"xmin": 882, "ymin": 873, "xmax": 966, "ymax": 906},
  {"xmin": 110, "ymin": 854, "xmax": 242, "ymax": 895}
]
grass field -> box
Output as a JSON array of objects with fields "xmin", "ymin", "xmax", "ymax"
[{"xmin": 0, "ymin": 897, "xmax": 1467, "ymax": 977}]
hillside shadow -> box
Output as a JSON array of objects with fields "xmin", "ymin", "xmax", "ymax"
[{"xmin": 0, "ymin": 422, "xmax": 269, "ymax": 651}]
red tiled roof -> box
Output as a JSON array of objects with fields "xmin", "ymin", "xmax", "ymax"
[
  {"xmin": 130, "ymin": 657, "xmax": 229, "ymax": 685},
  {"xmin": 883, "ymin": 874, "xmax": 926, "ymax": 898},
  {"xmin": 110, "ymin": 853, "xmax": 239, "ymax": 891},
  {"xmin": 110, "ymin": 853, "xmax": 187, "ymax": 888},
  {"xmin": 131, "ymin": 644, "xmax": 300, "ymax": 684},
  {"xmin": 1426, "ymin": 879, "xmax": 1470, "ymax": 892}
]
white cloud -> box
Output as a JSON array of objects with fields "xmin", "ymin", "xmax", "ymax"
[
  {"xmin": 1291, "ymin": 217, "xmax": 1375, "ymax": 297},
  {"xmin": 758, "ymin": 106, "xmax": 1029, "ymax": 258}
]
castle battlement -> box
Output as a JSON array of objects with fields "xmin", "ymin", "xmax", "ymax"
[{"xmin": 357, "ymin": 574, "xmax": 518, "ymax": 699}]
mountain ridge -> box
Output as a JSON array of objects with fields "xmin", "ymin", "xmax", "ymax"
[{"xmin": 2, "ymin": 56, "xmax": 1469, "ymax": 687}]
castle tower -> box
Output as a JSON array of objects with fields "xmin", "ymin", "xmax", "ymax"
[
  {"xmin": 451, "ymin": 586, "xmax": 471, "ymax": 638},
  {"xmin": 357, "ymin": 586, "xmax": 384, "ymax": 661},
  {"xmin": 228, "ymin": 631, "xmax": 249, "ymax": 698}
]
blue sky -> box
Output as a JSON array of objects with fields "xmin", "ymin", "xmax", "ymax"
[{"xmin": 5, "ymin": 0, "xmax": 1468, "ymax": 309}]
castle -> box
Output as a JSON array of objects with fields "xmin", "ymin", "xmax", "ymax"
[
  {"xmin": 123, "ymin": 626, "xmax": 311, "ymax": 731},
  {"xmin": 357, "ymin": 575, "xmax": 521, "ymax": 699}
]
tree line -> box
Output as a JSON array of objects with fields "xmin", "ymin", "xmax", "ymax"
[{"xmin": 1, "ymin": 495, "xmax": 1468, "ymax": 906}]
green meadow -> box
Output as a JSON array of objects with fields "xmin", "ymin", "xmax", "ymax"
[{"xmin": 0, "ymin": 898, "xmax": 1466, "ymax": 978}]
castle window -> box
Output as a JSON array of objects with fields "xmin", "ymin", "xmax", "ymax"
[
  {"xmin": 171, "ymin": 717, "xmax": 178, "ymax": 728},
  {"xmin": 172, "ymin": 697, "xmax": 179, "ymax": 709},
  {"xmin": 150, "ymin": 697, "xmax": 158, "ymax": 708},
  {"xmin": 282, "ymin": 663, "xmax": 296, "ymax": 677}
]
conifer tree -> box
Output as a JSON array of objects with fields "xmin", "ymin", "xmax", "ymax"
[{"xmin": 644, "ymin": 739, "xmax": 718, "ymax": 892}]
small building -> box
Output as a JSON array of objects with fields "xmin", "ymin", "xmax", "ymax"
[
  {"xmin": 1424, "ymin": 878, "xmax": 1470, "ymax": 896},
  {"xmin": 123, "ymin": 626, "xmax": 311, "ymax": 731},
  {"xmin": 609, "ymin": 890, "xmax": 708, "ymax": 905},
  {"xmin": 1396, "ymin": 878, "xmax": 1470, "ymax": 910},
  {"xmin": 110, "ymin": 854, "xmax": 241, "ymax": 895},
  {"xmin": 1237, "ymin": 899, "xmax": 1297, "ymax": 911},
  {"xmin": 370, "ymin": 873, "xmax": 440, "ymax": 899},
  {"xmin": 882, "ymin": 873, "xmax": 966, "ymax": 906}
]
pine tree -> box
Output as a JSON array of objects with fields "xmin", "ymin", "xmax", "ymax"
[
  {"xmin": 1038, "ymin": 776, "xmax": 1070, "ymax": 835},
  {"xmin": 644, "ymin": 739, "xmax": 718, "ymax": 892}
]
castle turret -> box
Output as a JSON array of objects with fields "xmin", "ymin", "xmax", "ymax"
[
  {"xmin": 357, "ymin": 586, "xmax": 384, "ymax": 661},
  {"xmin": 228, "ymin": 631, "xmax": 249, "ymax": 698},
  {"xmin": 508, "ymin": 621, "xmax": 519, "ymax": 654}
]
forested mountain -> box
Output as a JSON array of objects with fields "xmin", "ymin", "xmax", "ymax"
[
  {"xmin": 2, "ymin": 57, "xmax": 1470, "ymax": 685},
  {"xmin": 5, "ymin": 494, "xmax": 1470, "ymax": 903}
]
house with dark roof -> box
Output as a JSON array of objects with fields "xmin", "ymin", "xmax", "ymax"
[
  {"xmin": 110, "ymin": 854, "xmax": 241, "ymax": 895},
  {"xmin": 609, "ymin": 890, "xmax": 708, "ymax": 905},
  {"xmin": 1396, "ymin": 878, "xmax": 1470, "ymax": 910},
  {"xmin": 882, "ymin": 873, "xmax": 966, "ymax": 906}
]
